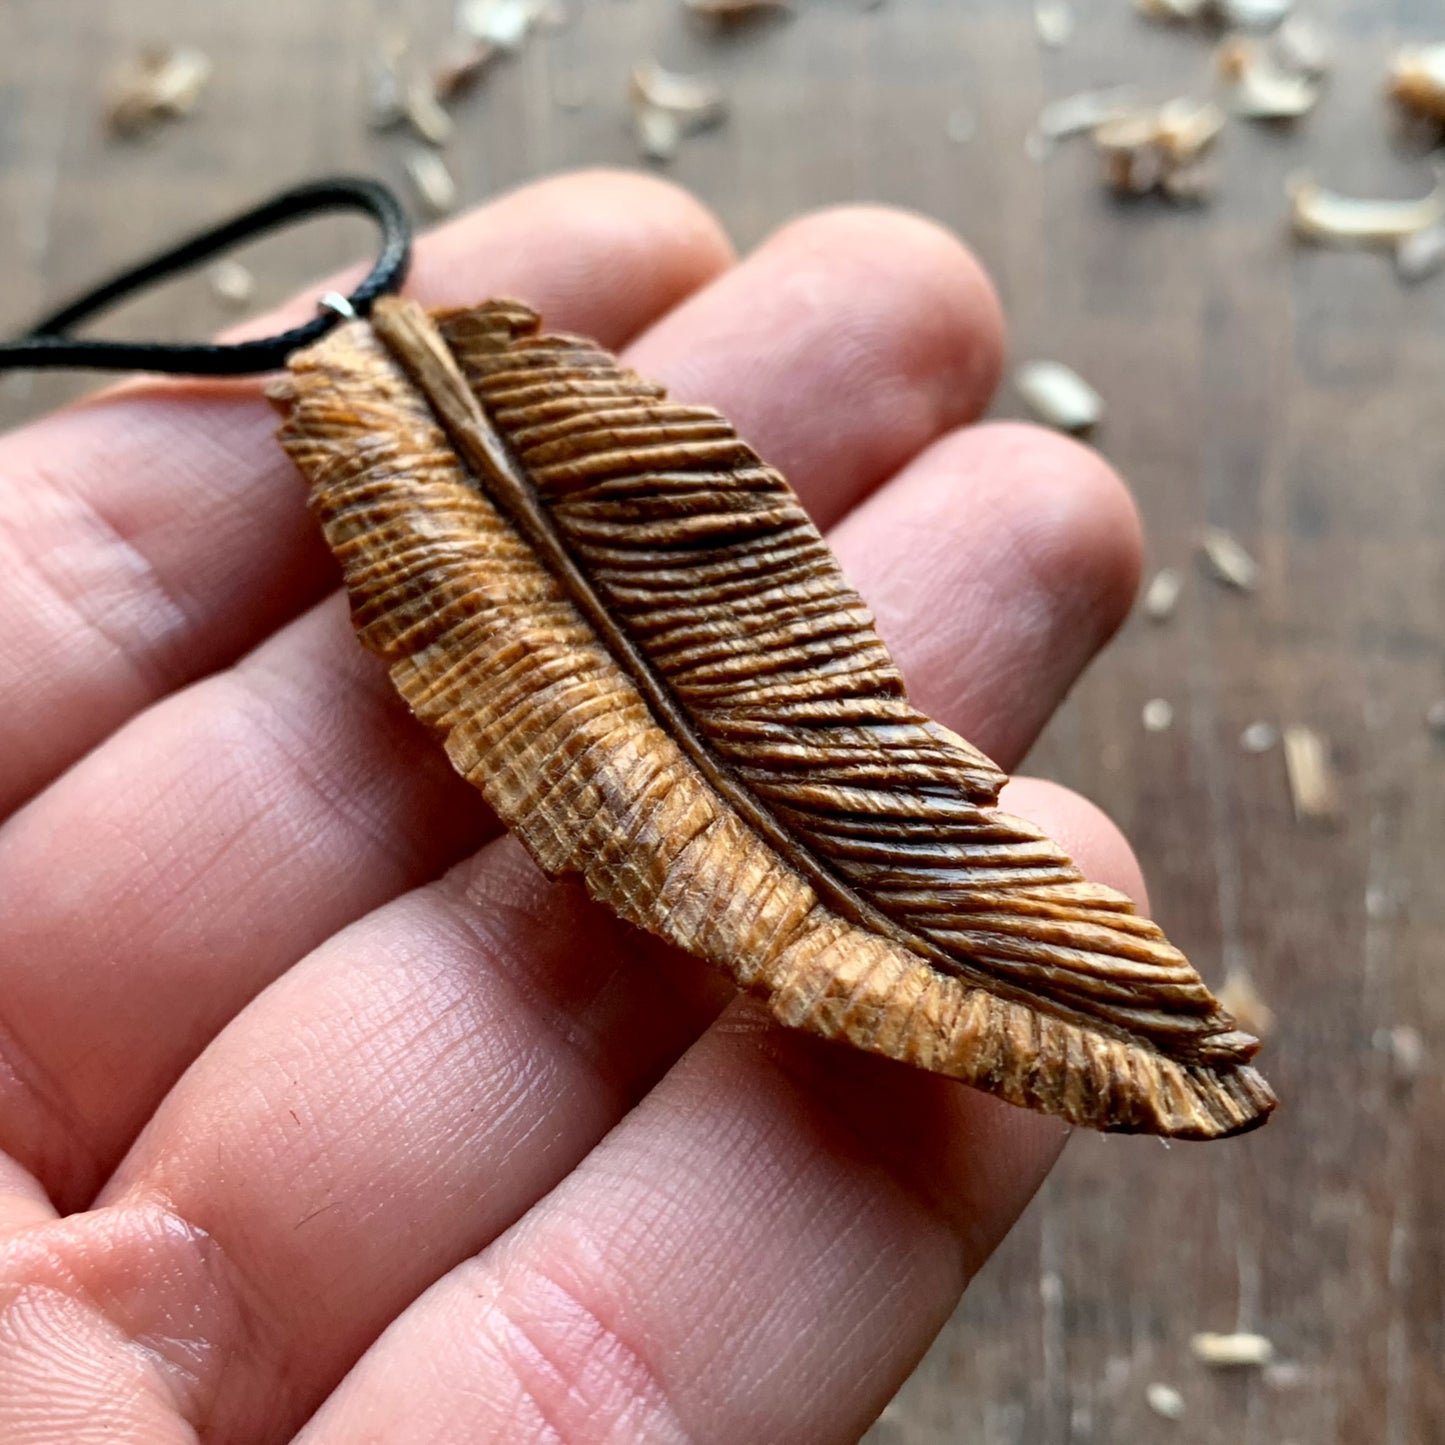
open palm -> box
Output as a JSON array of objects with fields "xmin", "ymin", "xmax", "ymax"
[{"xmin": 0, "ymin": 171, "xmax": 1146, "ymax": 1443}]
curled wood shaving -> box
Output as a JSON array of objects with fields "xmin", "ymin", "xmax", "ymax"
[
  {"xmin": 457, "ymin": 0, "xmax": 550, "ymax": 48},
  {"xmin": 1135, "ymin": 0, "xmax": 1206, "ymax": 20},
  {"xmin": 274, "ymin": 298, "xmax": 1276, "ymax": 1142},
  {"xmin": 1239, "ymin": 721, "xmax": 1279, "ymax": 753},
  {"xmin": 404, "ymin": 148, "xmax": 458, "ymax": 216},
  {"xmin": 1391, "ymin": 45, "xmax": 1445, "ymax": 125},
  {"xmin": 1143, "ymin": 566, "xmax": 1183, "ymax": 622},
  {"xmin": 1219, "ymin": 37, "xmax": 1323, "ymax": 120},
  {"xmin": 365, "ymin": 50, "xmax": 408, "ymax": 131},
  {"xmin": 208, "ymin": 259, "xmax": 256, "ymax": 309},
  {"xmin": 105, "ymin": 45, "xmax": 212, "ymax": 136},
  {"xmin": 1217, "ymin": 968, "xmax": 1275, "ymax": 1040},
  {"xmin": 1035, "ymin": 0, "xmax": 1075, "ymax": 48},
  {"xmin": 1095, "ymin": 101, "xmax": 1225, "ymax": 200},
  {"xmin": 1013, "ymin": 361, "xmax": 1103, "ymax": 432},
  {"xmin": 630, "ymin": 62, "xmax": 727, "ymax": 161},
  {"xmin": 1282, "ymin": 724, "xmax": 1341, "ymax": 823},
  {"xmin": 1396, "ymin": 223, "xmax": 1445, "ymax": 283},
  {"xmin": 1142, "ymin": 698, "xmax": 1175, "ymax": 733},
  {"xmin": 1213, "ymin": 0, "xmax": 1292, "ymax": 29},
  {"xmin": 684, "ymin": 0, "xmax": 792, "ymax": 20},
  {"xmin": 1190, "ymin": 1332, "xmax": 1276, "ymax": 1367},
  {"xmin": 1035, "ymin": 86, "xmax": 1141, "ymax": 142},
  {"xmin": 1273, "ymin": 17, "xmax": 1330, "ymax": 80},
  {"xmin": 1427, "ymin": 698, "xmax": 1445, "ymax": 736},
  {"xmin": 432, "ymin": 36, "xmax": 499, "ymax": 101},
  {"xmin": 1290, "ymin": 174, "xmax": 1445, "ymax": 247},
  {"xmin": 1375, "ymin": 1024, "xmax": 1426, "ymax": 1085},
  {"xmin": 405, "ymin": 78, "xmax": 454, "ymax": 146},
  {"xmin": 1199, "ymin": 527, "xmax": 1258, "ymax": 590},
  {"xmin": 1146, "ymin": 1382, "xmax": 1186, "ymax": 1420}
]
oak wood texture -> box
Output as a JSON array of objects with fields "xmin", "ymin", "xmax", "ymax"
[
  {"xmin": 277, "ymin": 296, "xmax": 1273, "ymax": 1136},
  {"xmin": 2, "ymin": 0, "xmax": 1441, "ymax": 1439}
]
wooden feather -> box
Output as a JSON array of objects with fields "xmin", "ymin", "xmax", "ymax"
[{"xmin": 272, "ymin": 297, "xmax": 1276, "ymax": 1140}]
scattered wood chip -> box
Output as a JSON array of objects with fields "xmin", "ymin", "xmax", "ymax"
[
  {"xmin": 1096, "ymin": 100, "xmax": 1225, "ymax": 201},
  {"xmin": 1142, "ymin": 698, "xmax": 1175, "ymax": 733},
  {"xmin": 1212, "ymin": 0, "xmax": 1292, "ymax": 29},
  {"xmin": 457, "ymin": 0, "xmax": 547, "ymax": 49},
  {"xmin": 1263, "ymin": 1361, "xmax": 1306, "ymax": 1391},
  {"xmin": 405, "ymin": 77, "xmax": 454, "ymax": 146},
  {"xmin": 105, "ymin": 45, "xmax": 212, "ymax": 136},
  {"xmin": 1143, "ymin": 566, "xmax": 1183, "ymax": 622},
  {"xmin": 1146, "ymin": 1382, "xmax": 1186, "ymax": 1421},
  {"xmin": 405, "ymin": 148, "xmax": 459, "ymax": 216},
  {"xmin": 1272, "ymin": 17, "xmax": 1330, "ymax": 80},
  {"xmin": 1396, "ymin": 223, "xmax": 1445, "ymax": 283},
  {"xmin": 1218, "ymin": 967, "xmax": 1275, "ymax": 1039},
  {"xmin": 1427, "ymin": 698, "xmax": 1445, "ymax": 736},
  {"xmin": 1035, "ymin": 86, "xmax": 1140, "ymax": 142},
  {"xmin": 365, "ymin": 48, "xmax": 408, "ymax": 130},
  {"xmin": 684, "ymin": 0, "xmax": 792, "ymax": 21},
  {"xmin": 1374, "ymin": 1024, "xmax": 1426, "ymax": 1085},
  {"xmin": 946, "ymin": 105, "xmax": 978, "ymax": 144},
  {"xmin": 208, "ymin": 259, "xmax": 256, "ymax": 309},
  {"xmin": 1035, "ymin": 0, "xmax": 1075, "ymax": 48},
  {"xmin": 1013, "ymin": 361, "xmax": 1104, "ymax": 432},
  {"xmin": 1190, "ymin": 1332, "xmax": 1276, "ymax": 1368},
  {"xmin": 1282, "ymin": 724, "xmax": 1341, "ymax": 823},
  {"xmin": 630, "ymin": 63, "xmax": 728, "ymax": 162},
  {"xmin": 432, "ymin": 36, "xmax": 499, "ymax": 101},
  {"xmin": 1239, "ymin": 720, "xmax": 1279, "ymax": 753},
  {"xmin": 1135, "ymin": 0, "xmax": 1206, "ymax": 21},
  {"xmin": 1219, "ymin": 37, "xmax": 1323, "ymax": 120},
  {"xmin": 1199, "ymin": 527, "xmax": 1258, "ymax": 591},
  {"xmin": 1289, "ymin": 174, "xmax": 1445, "ymax": 247},
  {"xmin": 1390, "ymin": 45, "xmax": 1445, "ymax": 125}
]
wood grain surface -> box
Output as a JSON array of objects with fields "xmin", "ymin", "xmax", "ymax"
[{"xmin": 2, "ymin": 1, "xmax": 1441, "ymax": 1440}]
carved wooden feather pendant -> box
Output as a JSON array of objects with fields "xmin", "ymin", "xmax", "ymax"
[{"xmin": 272, "ymin": 296, "xmax": 1276, "ymax": 1140}]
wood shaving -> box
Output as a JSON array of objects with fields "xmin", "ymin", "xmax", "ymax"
[
  {"xmin": 365, "ymin": 49, "xmax": 408, "ymax": 131},
  {"xmin": 208, "ymin": 259, "xmax": 256, "ymax": 309},
  {"xmin": 1143, "ymin": 566, "xmax": 1183, "ymax": 622},
  {"xmin": 1035, "ymin": 86, "xmax": 1140, "ymax": 142},
  {"xmin": 1239, "ymin": 721, "xmax": 1279, "ymax": 753},
  {"xmin": 1396, "ymin": 223, "xmax": 1445, "ymax": 283},
  {"xmin": 1013, "ymin": 361, "xmax": 1103, "ymax": 432},
  {"xmin": 405, "ymin": 78, "xmax": 454, "ymax": 146},
  {"xmin": 1146, "ymin": 1382, "xmax": 1186, "ymax": 1420},
  {"xmin": 1135, "ymin": 0, "xmax": 1206, "ymax": 21},
  {"xmin": 1218, "ymin": 968, "xmax": 1275, "ymax": 1039},
  {"xmin": 1272, "ymin": 17, "xmax": 1330, "ymax": 80},
  {"xmin": 457, "ymin": 0, "xmax": 548, "ymax": 49},
  {"xmin": 1427, "ymin": 698, "xmax": 1445, "ymax": 736},
  {"xmin": 630, "ymin": 62, "xmax": 727, "ymax": 161},
  {"xmin": 1282, "ymin": 724, "xmax": 1340, "ymax": 823},
  {"xmin": 1190, "ymin": 1332, "xmax": 1276, "ymax": 1368},
  {"xmin": 105, "ymin": 45, "xmax": 212, "ymax": 136},
  {"xmin": 684, "ymin": 0, "xmax": 792, "ymax": 20},
  {"xmin": 1374, "ymin": 1024, "xmax": 1426, "ymax": 1085},
  {"xmin": 1035, "ymin": 0, "xmax": 1075, "ymax": 48},
  {"xmin": 1220, "ymin": 37, "xmax": 1323, "ymax": 120},
  {"xmin": 1289, "ymin": 174, "xmax": 1445, "ymax": 247},
  {"xmin": 405, "ymin": 148, "xmax": 458, "ymax": 216},
  {"xmin": 1212, "ymin": 0, "xmax": 1292, "ymax": 29},
  {"xmin": 1200, "ymin": 527, "xmax": 1259, "ymax": 590},
  {"xmin": 1391, "ymin": 45, "xmax": 1445, "ymax": 125},
  {"xmin": 1142, "ymin": 698, "xmax": 1175, "ymax": 733},
  {"xmin": 1095, "ymin": 101, "xmax": 1225, "ymax": 201},
  {"xmin": 432, "ymin": 37, "xmax": 499, "ymax": 101}
]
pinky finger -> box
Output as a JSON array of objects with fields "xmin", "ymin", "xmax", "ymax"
[{"xmin": 298, "ymin": 783, "xmax": 1145, "ymax": 1445}]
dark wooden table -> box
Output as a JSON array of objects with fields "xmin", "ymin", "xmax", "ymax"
[{"xmin": 3, "ymin": 2, "xmax": 1442, "ymax": 1440}]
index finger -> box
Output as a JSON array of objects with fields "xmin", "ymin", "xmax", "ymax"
[{"xmin": 0, "ymin": 169, "xmax": 733, "ymax": 818}]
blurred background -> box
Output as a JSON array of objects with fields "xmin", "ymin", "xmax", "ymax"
[{"xmin": 2, "ymin": 1, "xmax": 1442, "ymax": 1441}]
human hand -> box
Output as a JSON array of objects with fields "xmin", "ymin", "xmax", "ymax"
[{"xmin": 0, "ymin": 171, "xmax": 1145, "ymax": 1443}]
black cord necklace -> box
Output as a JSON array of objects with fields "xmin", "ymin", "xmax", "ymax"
[{"xmin": 0, "ymin": 176, "xmax": 413, "ymax": 377}]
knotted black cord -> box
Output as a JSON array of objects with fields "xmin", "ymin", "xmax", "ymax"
[{"xmin": 0, "ymin": 177, "xmax": 413, "ymax": 376}]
